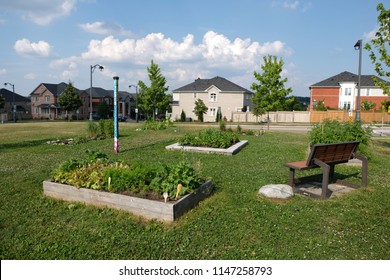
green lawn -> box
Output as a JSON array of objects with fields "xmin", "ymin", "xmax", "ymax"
[{"xmin": 0, "ymin": 121, "xmax": 389, "ymax": 259}]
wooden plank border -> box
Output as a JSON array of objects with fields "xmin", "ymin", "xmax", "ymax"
[{"xmin": 43, "ymin": 180, "xmax": 212, "ymax": 221}]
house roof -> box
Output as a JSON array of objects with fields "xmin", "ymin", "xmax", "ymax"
[
  {"xmin": 310, "ymin": 71, "xmax": 390, "ymax": 88},
  {"xmin": 0, "ymin": 88, "xmax": 30, "ymax": 102},
  {"xmin": 173, "ymin": 76, "xmax": 252, "ymax": 93}
]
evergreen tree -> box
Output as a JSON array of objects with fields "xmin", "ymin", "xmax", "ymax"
[
  {"xmin": 97, "ymin": 99, "xmax": 110, "ymax": 119},
  {"xmin": 180, "ymin": 109, "xmax": 186, "ymax": 122},
  {"xmin": 364, "ymin": 3, "xmax": 390, "ymax": 96},
  {"xmin": 58, "ymin": 82, "xmax": 82, "ymax": 120},
  {"xmin": 138, "ymin": 60, "xmax": 169, "ymax": 119},
  {"xmin": 193, "ymin": 99, "xmax": 208, "ymax": 122},
  {"xmin": 250, "ymin": 55, "xmax": 292, "ymax": 116}
]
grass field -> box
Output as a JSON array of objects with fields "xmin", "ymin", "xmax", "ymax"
[{"xmin": 0, "ymin": 121, "xmax": 389, "ymax": 259}]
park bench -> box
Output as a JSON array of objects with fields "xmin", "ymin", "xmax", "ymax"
[{"xmin": 284, "ymin": 141, "xmax": 368, "ymax": 199}]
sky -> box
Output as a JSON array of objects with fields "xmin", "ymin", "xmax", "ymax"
[{"xmin": 0, "ymin": 0, "xmax": 386, "ymax": 97}]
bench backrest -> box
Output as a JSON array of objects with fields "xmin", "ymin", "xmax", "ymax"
[{"xmin": 306, "ymin": 141, "xmax": 360, "ymax": 167}]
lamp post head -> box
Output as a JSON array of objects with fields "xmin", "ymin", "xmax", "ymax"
[
  {"xmin": 99, "ymin": 65, "xmax": 104, "ymax": 71},
  {"xmin": 354, "ymin": 40, "xmax": 362, "ymax": 50}
]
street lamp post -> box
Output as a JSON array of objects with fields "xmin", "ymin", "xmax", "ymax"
[
  {"xmin": 89, "ymin": 64, "xmax": 104, "ymax": 121},
  {"xmin": 354, "ymin": 39, "xmax": 362, "ymax": 122},
  {"xmin": 129, "ymin": 84, "xmax": 138, "ymax": 122},
  {"xmin": 4, "ymin": 82, "xmax": 15, "ymax": 122}
]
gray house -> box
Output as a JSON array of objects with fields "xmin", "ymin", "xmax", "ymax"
[{"xmin": 172, "ymin": 76, "xmax": 253, "ymax": 122}]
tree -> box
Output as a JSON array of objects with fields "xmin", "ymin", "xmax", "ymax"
[
  {"xmin": 193, "ymin": 99, "xmax": 208, "ymax": 122},
  {"xmin": 250, "ymin": 55, "xmax": 292, "ymax": 116},
  {"xmin": 58, "ymin": 82, "xmax": 82, "ymax": 120},
  {"xmin": 97, "ymin": 99, "xmax": 110, "ymax": 119},
  {"xmin": 284, "ymin": 96, "xmax": 305, "ymax": 111},
  {"xmin": 313, "ymin": 100, "xmax": 327, "ymax": 111},
  {"xmin": 138, "ymin": 60, "xmax": 169, "ymax": 119},
  {"xmin": 180, "ymin": 109, "xmax": 186, "ymax": 122},
  {"xmin": 361, "ymin": 100, "xmax": 376, "ymax": 111},
  {"xmin": 364, "ymin": 3, "xmax": 390, "ymax": 96}
]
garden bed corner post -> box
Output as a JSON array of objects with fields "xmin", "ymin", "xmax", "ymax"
[{"xmin": 113, "ymin": 76, "xmax": 119, "ymax": 153}]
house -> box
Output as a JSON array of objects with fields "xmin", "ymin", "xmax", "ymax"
[
  {"xmin": 30, "ymin": 82, "xmax": 72, "ymax": 119},
  {"xmin": 309, "ymin": 71, "xmax": 389, "ymax": 111},
  {"xmin": 0, "ymin": 88, "xmax": 31, "ymax": 121},
  {"xmin": 172, "ymin": 76, "xmax": 253, "ymax": 122}
]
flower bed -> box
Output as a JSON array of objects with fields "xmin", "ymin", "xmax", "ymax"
[
  {"xmin": 44, "ymin": 150, "xmax": 212, "ymax": 220},
  {"xmin": 43, "ymin": 180, "xmax": 212, "ymax": 221}
]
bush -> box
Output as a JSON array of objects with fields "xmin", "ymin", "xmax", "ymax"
[
  {"xmin": 87, "ymin": 121, "xmax": 99, "ymax": 139},
  {"xmin": 177, "ymin": 128, "xmax": 240, "ymax": 148},
  {"xmin": 309, "ymin": 119, "xmax": 372, "ymax": 155},
  {"xmin": 143, "ymin": 119, "xmax": 173, "ymax": 130},
  {"xmin": 99, "ymin": 119, "xmax": 114, "ymax": 138},
  {"xmin": 180, "ymin": 110, "xmax": 186, "ymax": 122}
]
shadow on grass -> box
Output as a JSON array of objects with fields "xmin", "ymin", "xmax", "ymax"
[{"xmin": 0, "ymin": 139, "xmax": 52, "ymax": 150}]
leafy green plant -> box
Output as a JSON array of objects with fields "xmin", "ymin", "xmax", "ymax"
[
  {"xmin": 51, "ymin": 150, "xmax": 204, "ymax": 199},
  {"xmin": 180, "ymin": 110, "xmax": 186, "ymax": 122},
  {"xmin": 177, "ymin": 128, "xmax": 240, "ymax": 148},
  {"xmin": 87, "ymin": 121, "xmax": 99, "ymax": 139},
  {"xmin": 309, "ymin": 119, "xmax": 372, "ymax": 155},
  {"xmin": 143, "ymin": 119, "xmax": 173, "ymax": 130}
]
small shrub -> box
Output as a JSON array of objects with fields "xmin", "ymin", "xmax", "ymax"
[
  {"xmin": 143, "ymin": 119, "xmax": 173, "ymax": 130},
  {"xmin": 309, "ymin": 119, "xmax": 372, "ymax": 155},
  {"xmin": 236, "ymin": 125, "xmax": 242, "ymax": 134},
  {"xmin": 177, "ymin": 128, "xmax": 240, "ymax": 148},
  {"xmin": 180, "ymin": 110, "xmax": 186, "ymax": 122},
  {"xmin": 87, "ymin": 121, "xmax": 99, "ymax": 139}
]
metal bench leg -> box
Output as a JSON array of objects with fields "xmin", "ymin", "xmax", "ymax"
[
  {"xmin": 288, "ymin": 168, "xmax": 295, "ymax": 187},
  {"xmin": 314, "ymin": 158, "xmax": 330, "ymax": 199},
  {"xmin": 353, "ymin": 153, "xmax": 368, "ymax": 187}
]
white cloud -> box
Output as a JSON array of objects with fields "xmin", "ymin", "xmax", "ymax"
[
  {"xmin": 14, "ymin": 38, "xmax": 53, "ymax": 57},
  {"xmin": 0, "ymin": 0, "xmax": 76, "ymax": 25},
  {"xmin": 80, "ymin": 21, "xmax": 132, "ymax": 36},
  {"xmin": 283, "ymin": 1, "xmax": 299, "ymax": 10},
  {"xmin": 364, "ymin": 27, "xmax": 378, "ymax": 41},
  {"xmin": 0, "ymin": 68, "xmax": 7, "ymax": 76},
  {"xmin": 24, "ymin": 73, "xmax": 36, "ymax": 80}
]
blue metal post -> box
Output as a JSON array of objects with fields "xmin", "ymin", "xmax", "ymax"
[{"xmin": 113, "ymin": 76, "xmax": 119, "ymax": 153}]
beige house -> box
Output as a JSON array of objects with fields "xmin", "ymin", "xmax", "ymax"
[{"xmin": 172, "ymin": 76, "xmax": 253, "ymax": 122}]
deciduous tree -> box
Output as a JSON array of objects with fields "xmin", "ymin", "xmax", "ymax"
[
  {"xmin": 59, "ymin": 82, "xmax": 82, "ymax": 120},
  {"xmin": 250, "ymin": 55, "xmax": 292, "ymax": 116},
  {"xmin": 138, "ymin": 60, "xmax": 169, "ymax": 119},
  {"xmin": 193, "ymin": 99, "xmax": 208, "ymax": 122},
  {"xmin": 364, "ymin": 3, "xmax": 390, "ymax": 96}
]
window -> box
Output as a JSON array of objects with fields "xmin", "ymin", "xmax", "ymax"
[
  {"xmin": 343, "ymin": 101, "xmax": 351, "ymax": 110},
  {"xmin": 210, "ymin": 93, "xmax": 217, "ymax": 102},
  {"xmin": 209, "ymin": 107, "xmax": 216, "ymax": 116},
  {"xmin": 34, "ymin": 96, "xmax": 39, "ymax": 102},
  {"xmin": 193, "ymin": 92, "xmax": 197, "ymax": 98},
  {"xmin": 45, "ymin": 95, "xmax": 50, "ymax": 102},
  {"xmin": 344, "ymin": 88, "xmax": 352, "ymax": 96},
  {"xmin": 35, "ymin": 107, "xmax": 39, "ymax": 114}
]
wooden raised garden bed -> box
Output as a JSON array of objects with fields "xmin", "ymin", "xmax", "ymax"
[{"xmin": 43, "ymin": 180, "xmax": 212, "ymax": 221}]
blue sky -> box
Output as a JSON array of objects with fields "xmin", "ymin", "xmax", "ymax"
[{"xmin": 0, "ymin": 0, "xmax": 386, "ymax": 97}]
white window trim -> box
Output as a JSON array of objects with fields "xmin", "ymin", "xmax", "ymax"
[
  {"xmin": 209, "ymin": 107, "xmax": 216, "ymax": 116},
  {"xmin": 210, "ymin": 93, "xmax": 217, "ymax": 102}
]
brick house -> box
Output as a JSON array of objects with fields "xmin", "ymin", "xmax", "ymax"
[
  {"xmin": 0, "ymin": 88, "xmax": 31, "ymax": 121},
  {"xmin": 309, "ymin": 71, "xmax": 389, "ymax": 111},
  {"xmin": 172, "ymin": 76, "xmax": 253, "ymax": 122},
  {"xmin": 30, "ymin": 82, "xmax": 71, "ymax": 119}
]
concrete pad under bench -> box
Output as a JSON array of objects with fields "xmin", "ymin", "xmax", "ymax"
[{"xmin": 43, "ymin": 180, "xmax": 212, "ymax": 221}]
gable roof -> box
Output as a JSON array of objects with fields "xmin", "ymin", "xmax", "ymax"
[
  {"xmin": 173, "ymin": 76, "xmax": 252, "ymax": 93},
  {"xmin": 0, "ymin": 88, "xmax": 30, "ymax": 102},
  {"xmin": 30, "ymin": 82, "xmax": 70, "ymax": 96},
  {"xmin": 310, "ymin": 71, "xmax": 390, "ymax": 88}
]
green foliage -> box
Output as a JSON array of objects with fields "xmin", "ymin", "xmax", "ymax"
[
  {"xmin": 284, "ymin": 96, "xmax": 306, "ymax": 111},
  {"xmin": 177, "ymin": 128, "xmax": 240, "ymax": 148},
  {"xmin": 251, "ymin": 55, "xmax": 292, "ymax": 115},
  {"xmin": 97, "ymin": 99, "xmax": 110, "ymax": 119},
  {"xmin": 99, "ymin": 119, "xmax": 114, "ymax": 138},
  {"xmin": 193, "ymin": 98, "xmax": 208, "ymax": 122},
  {"xmin": 364, "ymin": 3, "xmax": 390, "ymax": 96},
  {"xmin": 215, "ymin": 107, "xmax": 222, "ymax": 122},
  {"xmin": 309, "ymin": 119, "xmax": 372, "ymax": 155},
  {"xmin": 137, "ymin": 60, "xmax": 170, "ymax": 119},
  {"xmin": 87, "ymin": 121, "xmax": 99, "ymax": 139},
  {"xmin": 52, "ymin": 150, "xmax": 203, "ymax": 199},
  {"xmin": 180, "ymin": 110, "xmax": 186, "ymax": 122},
  {"xmin": 143, "ymin": 119, "xmax": 173, "ymax": 130},
  {"xmin": 312, "ymin": 100, "xmax": 327, "ymax": 111},
  {"xmin": 361, "ymin": 100, "xmax": 376, "ymax": 111},
  {"xmin": 58, "ymin": 82, "xmax": 82, "ymax": 118},
  {"xmin": 236, "ymin": 125, "xmax": 242, "ymax": 134}
]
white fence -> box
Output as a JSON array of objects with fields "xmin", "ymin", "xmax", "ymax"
[{"xmin": 231, "ymin": 111, "xmax": 310, "ymax": 123}]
